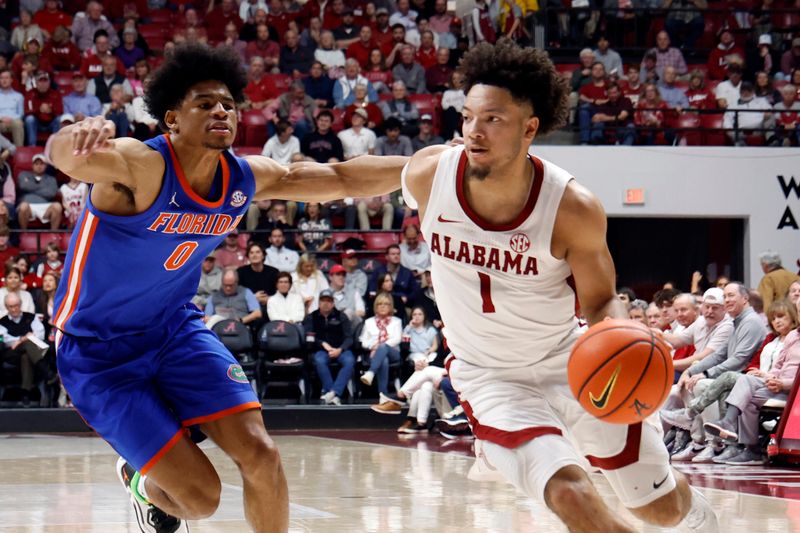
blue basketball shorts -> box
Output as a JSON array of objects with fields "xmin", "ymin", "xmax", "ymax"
[{"xmin": 56, "ymin": 306, "xmax": 260, "ymax": 474}]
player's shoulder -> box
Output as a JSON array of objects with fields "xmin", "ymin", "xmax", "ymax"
[
  {"xmin": 558, "ymin": 178, "xmax": 605, "ymax": 224},
  {"xmin": 406, "ymin": 144, "xmax": 452, "ymax": 181}
]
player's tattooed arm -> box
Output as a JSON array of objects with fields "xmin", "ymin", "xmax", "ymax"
[
  {"xmin": 555, "ymin": 181, "xmax": 628, "ymax": 326},
  {"xmin": 247, "ymin": 154, "xmax": 409, "ymax": 202}
]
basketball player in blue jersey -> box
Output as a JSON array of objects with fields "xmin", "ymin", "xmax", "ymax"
[
  {"xmin": 400, "ymin": 40, "xmax": 719, "ymax": 532},
  {"xmin": 45, "ymin": 44, "xmax": 407, "ymax": 533}
]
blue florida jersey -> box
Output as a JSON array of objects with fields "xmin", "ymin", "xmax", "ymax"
[{"xmin": 53, "ymin": 134, "xmax": 256, "ymax": 340}]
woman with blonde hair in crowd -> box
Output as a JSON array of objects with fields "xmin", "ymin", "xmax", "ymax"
[
  {"xmin": 359, "ymin": 292, "xmax": 403, "ymax": 399},
  {"xmin": 291, "ymin": 253, "xmax": 329, "ymax": 313}
]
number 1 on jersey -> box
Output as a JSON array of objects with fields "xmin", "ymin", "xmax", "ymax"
[
  {"xmin": 164, "ymin": 241, "xmax": 199, "ymax": 271},
  {"xmin": 478, "ymin": 272, "xmax": 495, "ymax": 313}
]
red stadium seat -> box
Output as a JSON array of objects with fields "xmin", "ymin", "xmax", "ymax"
[
  {"xmin": 53, "ymin": 71, "xmax": 73, "ymax": 95},
  {"xmin": 146, "ymin": 35, "xmax": 167, "ymax": 53},
  {"xmin": 266, "ymin": 74, "xmax": 292, "ymax": 93},
  {"xmin": 379, "ymin": 93, "xmax": 393, "ymax": 102},
  {"xmin": 139, "ymin": 24, "xmax": 168, "ymax": 40},
  {"xmin": 408, "ymin": 93, "xmax": 441, "ymax": 132},
  {"xmin": 60, "ymin": 231, "xmax": 72, "ymax": 252},
  {"xmin": 330, "ymin": 107, "xmax": 346, "ymax": 133},
  {"xmin": 234, "ymin": 146, "xmax": 263, "ymax": 157},
  {"xmin": 19, "ymin": 232, "xmax": 62, "ymax": 253},
  {"xmin": 332, "ymin": 231, "xmax": 362, "ymax": 249},
  {"xmin": 12, "ymin": 146, "xmax": 45, "ymax": 175},
  {"xmin": 701, "ymin": 113, "xmax": 727, "ymax": 145},
  {"xmin": 148, "ymin": 9, "xmax": 173, "ymax": 24},
  {"xmin": 241, "ymin": 110, "xmax": 268, "ymax": 147},
  {"xmin": 362, "ymin": 231, "xmax": 399, "ymax": 250},
  {"xmin": 675, "ymin": 114, "xmax": 702, "ymax": 145}
]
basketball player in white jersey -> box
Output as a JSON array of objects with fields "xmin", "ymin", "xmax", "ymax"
[{"xmin": 401, "ymin": 39, "xmax": 718, "ymax": 532}]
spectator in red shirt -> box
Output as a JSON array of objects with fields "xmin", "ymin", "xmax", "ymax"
[
  {"xmin": 372, "ymin": 8, "xmax": 394, "ymax": 53},
  {"xmin": 24, "ymin": 71, "xmax": 63, "ymax": 146},
  {"xmin": 364, "ymin": 47, "xmax": 392, "ymax": 94},
  {"xmin": 206, "ymin": 0, "xmax": 242, "ymax": 42},
  {"xmin": 41, "ymin": 26, "xmax": 82, "ymax": 72},
  {"xmin": 266, "ymin": 0, "xmax": 297, "ymax": 44},
  {"xmin": 415, "ymin": 30, "xmax": 437, "ymax": 69},
  {"xmin": 345, "ymin": 83, "xmax": 384, "ymax": 130},
  {"xmin": 80, "ymin": 30, "xmax": 125, "ymax": 78},
  {"xmin": 635, "ymin": 83, "xmax": 668, "ymax": 145},
  {"xmin": 244, "ymin": 56, "xmax": 280, "ymax": 110},
  {"xmin": 685, "ymin": 70, "xmax": 716, "ymax": 110},
  {"xmin": 347, "ymin": 25, "xmax": 375, "ymax": 69},
  {"xmin": 620, "ymin": 65, "xmax": 644, "ymax": 107},
  {"xmin": 34, "ymin": 0, "xmax": 74, "ymax": 39},
  {"xmin": 425, "ymin": 47, "xmax": 452, "ymax": 93},
  {"xmin": 302, "ymin": 0, "xmax": 336, "ymax": 30},
  {"xmin": 323, "ymin": 0, "xmax": 346, "ymax": 31},
  {"xmin": 384, "ymin": 24, "xmax": 407, "ymax": 68},
  {"xmin": 707, "ymin": 29, "xmax": 745, "ymax": 81},
  {"xmin": 246, "ymin": 23, "xmax": 281, "ymax": 70},
  {"xmin": 0, "ymin": 225, "xmax": 19, "ymax": 269},
  {"xmin": 11, "ymin": 38, "xmax": 53, "ymax": 81},
  {"xmin": 577, "ymin": 62, "xmax": 608, "ymax": 144}
]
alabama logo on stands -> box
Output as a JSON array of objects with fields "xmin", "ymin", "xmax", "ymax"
[{"xmin": 230, "ymin": 190, "xmax": 247, "ymax": 207}]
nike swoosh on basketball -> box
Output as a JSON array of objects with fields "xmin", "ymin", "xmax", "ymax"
[
  {"xmin": 437, "ymin": 214, "xmax": 461, "ymax": 223},
  {"xmin": 589, "ymin": 365, "xmax": 621, "ymax": 410},
  {"xmin": 653, "ymin": 473, "xmax": 669, "ymax": 489}
]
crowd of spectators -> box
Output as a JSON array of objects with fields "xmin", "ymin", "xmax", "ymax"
[{"xmin": 615, "ymin": 253, "xmax": 800, "ymax": 465}]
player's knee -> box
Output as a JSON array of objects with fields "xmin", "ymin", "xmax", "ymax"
[
  {"xmin": 18, "ymin": 202, "xmax": 29, "ymax": 213},
  {"xmin": 50, "ymin": 202, "xmax": 63, "ymax": 214},
  {"xmin": 543, "ymin": 468, "xmax": 595, "ymax": 515},
  {"xmin": 182, "ymin": 480, "xmax": 221, "ymax": 519},
  {"xmin": 630, "ymin": 488, "xmax": 685, "ymax": 527}
]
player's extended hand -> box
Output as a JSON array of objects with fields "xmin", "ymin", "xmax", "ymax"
[{"xmin": 72, "ymin": 115, "xmax": 115, "ymax": 156}]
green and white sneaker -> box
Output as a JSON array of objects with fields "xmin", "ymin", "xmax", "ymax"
[{"xmin": 116, "ymin": 457, "xmax": 188, "ymax": 533}]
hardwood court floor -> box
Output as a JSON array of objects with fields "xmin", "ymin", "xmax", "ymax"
[{"xmin": 1, "ymin": 431, "xmax": 799, "ymax": 532}]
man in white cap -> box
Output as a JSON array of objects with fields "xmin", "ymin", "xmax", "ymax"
[
  {"xmin": 337, "ymin": 107, "xmax": 376, "ymax": 159},
  {"xmin": 661, "ymin": 283, "xmax": 766, "ymax": 462}
]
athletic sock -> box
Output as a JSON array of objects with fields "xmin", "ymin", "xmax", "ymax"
[{"xmin": 130, "ymin": 471, "xmax": 151, "ymax": 504}]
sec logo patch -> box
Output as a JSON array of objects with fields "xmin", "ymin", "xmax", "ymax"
[{"xmin": 230, "ymin": 190, "xmax": 248, "ymax": 208}]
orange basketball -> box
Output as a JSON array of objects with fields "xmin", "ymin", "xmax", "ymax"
[{"xmin": 567, "ymin": 319, "xmax": 673, "ymax": 425}]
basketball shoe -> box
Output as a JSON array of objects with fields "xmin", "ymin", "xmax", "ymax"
[
  {"xmin": 467, "ymin": 440, "xmax": 506, "ymax": 483},
  {"xmin": 116, "ymin": 457, "xmax": 188, "ymax": 533}
]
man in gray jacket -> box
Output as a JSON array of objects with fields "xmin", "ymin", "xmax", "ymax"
[{"xmin": 16, "ymin": 154, "xmax": 62, "ymax": 229}]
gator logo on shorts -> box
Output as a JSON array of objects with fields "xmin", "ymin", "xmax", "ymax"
[
  {"xmin": 227, "ymin": 364, "xmax": 248, "ymax": 384},
  {"xmin": 230, "ymin": 190, "xmax": 248, "ymax": 208}
]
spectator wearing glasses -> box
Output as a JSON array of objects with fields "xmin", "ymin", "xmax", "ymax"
[
  {"xmin": 266, "ymin": 272, "xmax": 305, "ymax": 323},
  {"xmin": 0, "ymin": 291, "xmax": 47, "ymax": 406}
]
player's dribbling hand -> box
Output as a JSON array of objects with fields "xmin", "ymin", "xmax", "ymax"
[{"xmin": 72, "ymin": 115, "xmax": 116, "ymax": 156}]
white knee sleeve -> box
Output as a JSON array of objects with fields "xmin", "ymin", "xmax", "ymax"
[{"xmin": 482, "ymin": 435, "xmax": 583, "ymax": 502}]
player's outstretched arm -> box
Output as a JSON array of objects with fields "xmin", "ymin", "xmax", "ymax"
[
  {"xmin": 247, "ymin": 154, "xmax": 409, "ymax": 202},
  {"xmin": 556, "ymin": 181, "xmax": 628, "ymax": 326},
  {"xmin": 46, "ymin": 115, "xmax": 162, "ymax": 189}
]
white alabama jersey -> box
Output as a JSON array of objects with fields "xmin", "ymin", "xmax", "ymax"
[{"xmin": 419, "ymin": 145, "xmax": 579, "ymax": 368}]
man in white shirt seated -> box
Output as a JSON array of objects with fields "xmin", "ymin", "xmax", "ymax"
[
  {"xmin": 399, "ymin": 224, "xmax": 430, "ymax": 277},
  {"xmin": 328, "ymin": 264, "xmax": 365, "ymax": 324},
  {"xmin": 265, "ymin": 228, "xmax": 300, "ymax": 273},
  {"xmin": 337, "ymin": 107, "xmax": 376, "ymax": 159},
  {"xmin": 723, "ymin": 81, "xmax": 773, "ymax": 145},
  {"xmin": 261, "ymin": 119, "xmax": 301, "ymax": 165}
]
